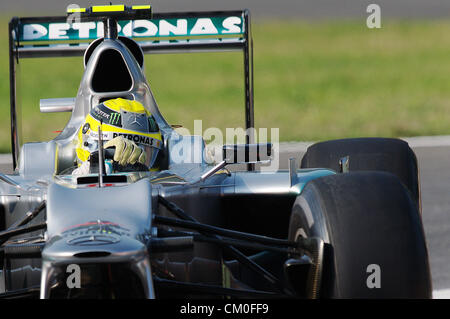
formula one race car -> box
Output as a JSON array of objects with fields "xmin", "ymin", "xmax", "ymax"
[{"xmin": 0, "ymin": 5, "xmax": 431, "ymax": 299}]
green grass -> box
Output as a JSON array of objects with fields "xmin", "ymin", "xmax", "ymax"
[{"xmin": 1, "ymin": 18, "xmax": 450, "ymax": 152}]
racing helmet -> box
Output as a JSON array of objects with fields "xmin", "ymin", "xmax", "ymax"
[{"xmin": 76, "ymin": 98, "xmax": 162, "ymax": 170}]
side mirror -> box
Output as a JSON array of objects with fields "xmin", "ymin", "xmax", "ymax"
[
  {"xmin": 40, "ymin": 98, "xmax": 75, "ymax": 113},
  {"xmin": 222, "ymin": 143, "xmax": 272, "ymax": 164}
]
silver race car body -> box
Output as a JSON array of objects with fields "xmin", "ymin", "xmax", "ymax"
[{"xmin": 0, "ymin": 5, "xmax": 431, "ymax": 299}]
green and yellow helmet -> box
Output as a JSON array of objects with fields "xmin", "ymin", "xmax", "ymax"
[{"xmin": 76, "ymin": 98, "xmax": 162, "ymax": 169}]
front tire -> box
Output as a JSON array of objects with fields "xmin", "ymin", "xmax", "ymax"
[{"xmin": 288, "ymin": 171, "xmax": 431, "ymax": 298}]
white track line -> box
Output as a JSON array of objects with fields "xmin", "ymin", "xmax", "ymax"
[
  {"xmin": 433, "ymin": 289, "xmax": 450, "ymax": 299},
  {"xmin": 402, "ymin": 135, "xmax": 450, "ymax": 148}
]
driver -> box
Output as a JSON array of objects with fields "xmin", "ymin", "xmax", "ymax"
[{"xmin": 73, "ymin": 98, "xmax": 162, "ymax": 175}]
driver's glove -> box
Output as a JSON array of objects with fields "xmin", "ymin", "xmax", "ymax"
[{"xmin": 104, "ymin": 136, "xmax": 147, "ymax": 166}]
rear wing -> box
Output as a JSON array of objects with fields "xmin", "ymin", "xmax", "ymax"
[{"xmin": 8, "ymin": 9, "xmax": 254, "ymax": 170}]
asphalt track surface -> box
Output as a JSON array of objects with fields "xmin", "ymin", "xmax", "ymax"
[{"xmin": 1, "ymin": 137, "xmax": 450, "ymax": 297}]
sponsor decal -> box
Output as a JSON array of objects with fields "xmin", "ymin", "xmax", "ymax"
[
  {"xmin": 90, "ymin": 104, "xmax": 122, "ymax": 126},
  {"xmin": 88, "ymin": 130, "xmax": 110, "ymax": 140},
  {"xmin": 62, "ymin": 220, "xmax": 130, "ymax": 246},
  {"xmin": 82, "ymin": 123, "xmax": 90, "ymax": 134},
  {"xmin": 67, "ymin": 234, "xmax": 120, "ymax": 246},
  {"xmin": 93, "ymin": 107, "xmax": 110, "ymax": 120},
  {"xmin": 109, "ymin": 112, "xmax": 121, "ymax": 125},
  {"xmin": 112, "ymin": 132, "xmax": 161, "ymax": 148},
  {"xmin": 19, "ymin": 16, "xmax": 244, "ymax": 42},
  {"xmin": 88, "ymin": 130, "xmax": 161, "ymax": 148}
]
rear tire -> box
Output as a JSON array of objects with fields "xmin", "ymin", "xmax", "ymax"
[
  {"xmin": 300, "ymin": 138, "xmax": 421, "ymax": 211},
  {"xmin": 288, "ymin": 171, "xmax": 431, "ymax": 298}
]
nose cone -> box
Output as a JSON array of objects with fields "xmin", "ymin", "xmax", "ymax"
[
  {"xmin": 42, "ymin": 178, "xmax": 155, "ymax": 298},
  {"xmin": 40, "ymin": 235, "xmax": 154, "ymax": 299},
  {"xmin": 42, "ymin": 232, "xmax": 148, "ymax": 263},
  {"xmin": 46, "ymin": 178, "xmax": 153, "ymax": 239}
]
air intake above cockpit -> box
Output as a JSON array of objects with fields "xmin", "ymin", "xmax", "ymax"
[{"xmin": 91, "ymin": 49, "xmax": 133, "ymax": 93}]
